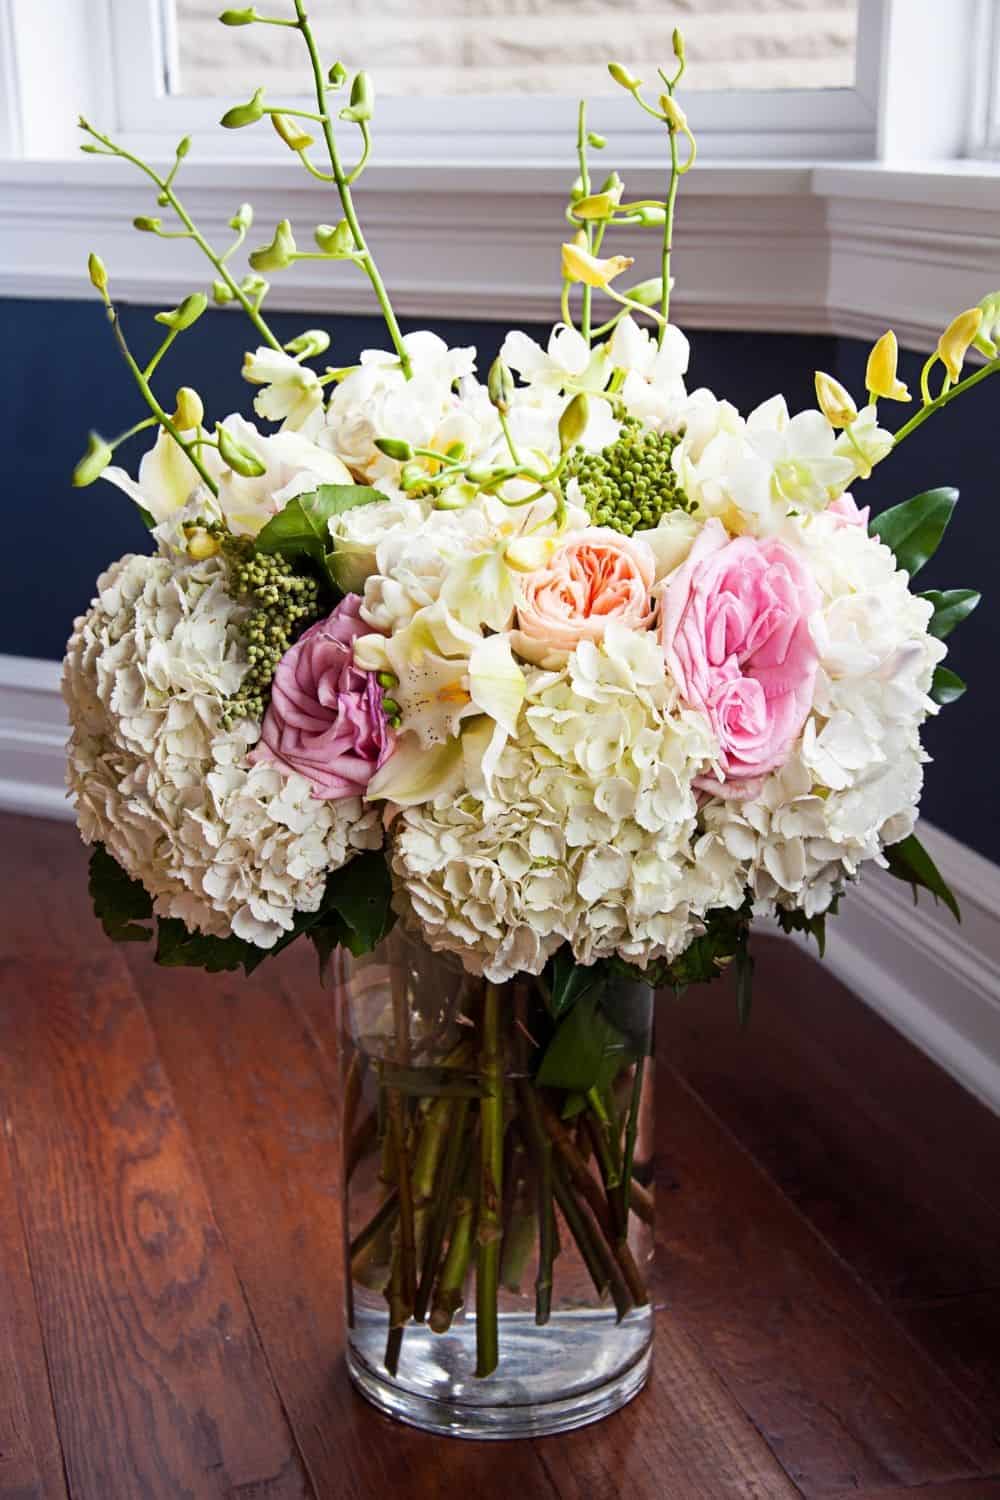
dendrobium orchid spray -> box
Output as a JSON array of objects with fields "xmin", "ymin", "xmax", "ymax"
[{"xmin": 65, "ymin": 4, "xmax": 988, "ymax": 1437}]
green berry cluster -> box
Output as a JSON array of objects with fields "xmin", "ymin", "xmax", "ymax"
[
  {"xmin": 568, "ymin": 418, "xmax": 693, "ymax": 536},
  {"xmin": 220, "ymin": 535, "xmax": 322, "ymax": 727}
]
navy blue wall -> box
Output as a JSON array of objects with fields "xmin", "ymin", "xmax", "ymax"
[{"xmin": 5, "ymin": 297, "xmax": 995, "ymax": 860}]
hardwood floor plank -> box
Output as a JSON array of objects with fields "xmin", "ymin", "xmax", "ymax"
[
  {"xmin": 901, "ymin": 1292, "xmax": 1000, "ymax": 1434},
  {"xmin": 849, "ymin": 1482, "xmax": 1000, "ymax": 1499},
  {"xmin": 0, "ymin": 952, "xmax": 313, "ymax": 1500},
  {"xmin": 134, "ymin": 952, "xmax": 798, "ymax": 1499},
  {"xmin": 0, "ymin": 1122, "xmax": 69, "ymax": 1500},
  {"xmin": 654, "ymin": 1056, "xmax": 997, "ymax": 1496}
]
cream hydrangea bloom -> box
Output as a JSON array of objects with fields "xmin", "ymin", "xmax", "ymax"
[
  {"xmin": 63, "ymin": 551, "xmax": 380, "ymax": 948},
  {"xmin": 389, "ymin": 624, "xmax": 745, "ymax": 982}
]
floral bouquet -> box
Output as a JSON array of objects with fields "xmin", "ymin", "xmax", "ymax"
[{"xmin": 64, "ymin": 3, "xmax": 989, "ymax": 1438}]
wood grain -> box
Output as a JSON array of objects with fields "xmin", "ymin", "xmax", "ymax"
[{"xmin": 0, "ymin": 951, "xmax": 312, "ymax": 1499}]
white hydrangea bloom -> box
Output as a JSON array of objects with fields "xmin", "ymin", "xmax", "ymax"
[
  {"xmin": 702, "ymin": 513, "xmax": 946, "ymax": 916},
  {"xmin": 389, "ymin": 624, "xmax": 744, "ymax": 981},
  {"xmin": 63, "ymin": 551, "xmax": 381, "ymax": 949}
]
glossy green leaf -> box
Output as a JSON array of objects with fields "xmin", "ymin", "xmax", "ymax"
[
  {"xmin": 255, "ymin": 484, "xmax": 386, "ymax": 581},
  {"xmin": 920, "ymin": 588, "xmax": 981, "ymax": 640},
  {"xmin": 322, "ymin": 850, "xmax": 394, "ymax": 956},
  {"xmin": 155, "ymin": 917, "xmax": 264, "ymax": 973},
  {"xmin": 88, "ymin": 844, "xmax": 153, "ymax": 943},
  {"xmin": 868, "ymin": 487, "xmax": 957, "ymax": 578},
  {"xmin": 931, "ymin": 665, "xmax": 967, "ymax": 705},
  {"xmin": 535, "ymin": 993, "xmax": 628, "ymax": 1093},
  {"xmin": 545, "ymin": 948, "xmax": 607, "ymax": 1019},
  {"xmin": 884, "ymin": 833, "xmax": 960, "ymax": 922}
]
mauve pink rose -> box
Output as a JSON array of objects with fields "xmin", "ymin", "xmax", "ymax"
[
  {"xmin": 828, "ymin": 493, "xmax": 871, "ymax": 528},
  {"xmin": 660, "ymin": 518, "xmax": 819, "ymax": 796},
  {"xmin": 250, "ymin": 594, "xmax": 394, "ymax": 799},
  {"xmin": 514, "ymin": 528, "xmax": 656, "ymax": 661}
]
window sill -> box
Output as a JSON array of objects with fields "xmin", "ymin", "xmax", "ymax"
[{"xmin": 2, "ymin": 156, "xmax": 1000, "ymax": 346}]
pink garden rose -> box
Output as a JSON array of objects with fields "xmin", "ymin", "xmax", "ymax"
[
  {"xmin": 660, "ymin": 517, "xmax": 819, "ymax": 796},
  {"xmin": 514, "ymin": 528, "xmax": 656, "ymax": 663},
  {"xmin": 828, "ymin": 493, "xmax": 871, "ymax": 528},
  {"xmin": 251, "ymin": 594, "xmax": 394, "ymax": 798}
]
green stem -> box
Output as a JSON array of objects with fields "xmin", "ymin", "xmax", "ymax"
[
  {"xmin": 515, "ymin": 1083, "xmax": 556, "ymax": 1325},
  {"xmin": 660, "ymin": 122, "xmax": 681, "ymax": 340},
  {"xmin": 893, "ymin": 353, "xmax": 1000, "ymax": 447},
  {"xmin": 349, "ymin": 1189, "xmax": 398, "ymax": 1263},
  {"xmin": 576, "ymin": 99, "xmax": 593, "ymax": 343},
  {"xmin": 621, "ymin": 1055, "xmax": 645, "ymax": 1222},
  {"xmin": 475, "ymin": 981, "xmax": 504, "ymax": 1377},
  {"xmin": 413, "ymin": 1099, "xmax": 472, "ymax": 1323},
  {"xmin": 429, "ymin": 1157, "xmax": 478, "ymax": 1334},
  {"xmin": 291, "ymin": 0, "xmax": 412, "ymax": 377},
  {"xmin": 111, "ymin": 415, "xmax": 159, "ymax": 448},
  {"xmin": 81, "ymin": 123, "xmax": 282, "ymax": 353},
  {"xmin": 107, "ymin": 307, "xmax": 219, "ymax": 496}
]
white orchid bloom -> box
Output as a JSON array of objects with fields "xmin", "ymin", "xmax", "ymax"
[
  {"xmin": 215, "ymin": 416, "xmax": 354, "ymax": 535},
  {"xmin": 361, "ymin": 330, "xmax": 476, "ymax": 384},
  {"xmin": 242, "ymin": 347, "xmax": 324, "ymax": 431},
  {"xmin": 609, "ymin": 316, "xmax": 690, "ymax": 427},
  {"xmin": 500, "ymin": 324, "xmax": 609, "ymax": 392},
  {"xmin": 102, "ymin": 424, "xmax": 223, "ymax": 523},
  {"xmin": 834, "ymin": 403, "xmax": 895, "ymax": 483},
  {"xmin": 745, "ymin": 396, "xmax": 856, "ymax": 516}
]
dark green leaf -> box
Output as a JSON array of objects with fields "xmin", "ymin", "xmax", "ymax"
[
  {"xmin": 931, "ymin": 665, "xmax": 967, "ymax": 705},
  {"xmin": 88, "ymin": 844, "xmax": 154, "ymax": 943},
  {"xmin": 884, "ymin": 833, "xmax": 960, "ymax": 922},
  {"xmin": 155, "ymin": 917, "xmax": 265, "ymax": 973},
  {"xmin": 920, "ymin": 588, "xmax": 981, "ymax": 640},
  {"xmin": 545, "ymin": 948, "xmax": 607, "ymax": 1019},
  {"xmin": 869, "ymin": 487, "xmax": 957, "ymax": 578},
  {"xmin": 322, "ymin": 850, "xmax": 394, "ymax": 956},
  {"xmin": 613, "ymin": 896, "xmax": 753, "ymax": 991},
  {"xmin": 775, "ymin": 899, "xmax": 839, "ymax": 958},
  {"xmin": 535, "ymin": 993, "xmax": 628, "ymax": 1093},
  {"xmin": 254, "ymin": 484, "xmax": 386, "ymax": 581}
]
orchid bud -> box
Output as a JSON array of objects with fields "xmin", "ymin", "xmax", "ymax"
[
  {"xmin": 623, "ymin": 276, "xmax": 664, "ymax": 306},
  {"xmin": 974, "ymin": 291, "xmax": 1000, "ymax": 358},
  {"xmin": 212, "ymin": 278, "xmax": 235, "ymax": 304},
  {"xmin": 866, "ymin": 330, "xmax": 911, "ymax": 402},
  {"xmin": 219, "ymin": 7, "xmax": 257, "ymax": 23},
  {"xmin": 587, "ymin": 131, "xmax": 607, "ymax": 149},
  {"xmin": 673, "ymin": 27, "xmax": 686, "ymax": 63},
  {"xmin": 220, "ymin": 87, "xmax": 265, "ymax": 130},
  {"xmin": 72, "ymin": 432, "xmax": 113, "ymax": 487},
  {"xmin": 285, "ymin": 329, "xmax": 331, "ymax": 358},
  {"xmin": 573, "ymin": 186, "xmax": 622, "ymax": 220},
  {"xmin": 176, "ymin": 135, "xmax": 191, "ymax": 159},
  {"xmin": 608, "ymin": 62, "xmax": 641, "ymax": 91},
  {"xmin": 229, "ymin": 202, "xmax": 254, "ymax": 232},
  {"xmin": 400, "ymin": 462, "xmax": 427, "ymax": 491},
  {"xmin": 241, "ymin": 272, "xmax": 269, "ymax": 298},
  {"xmin": 216, "ymin": 423, "xmax": 266, "ymax": 476},
  {"xmin": 814, "ymin": 371, "xmax": 858, "ymax": 429},
  {"xmin": 561, "ymin": 241, "xmax": 633, "ymax": 288},
  {"xmin": 328, "ymin": 60, "xmax": 347, "ymax": 87},
  {"xmin": 340, "ymin": 71, "xmax": 374, "ymax": 124},
  {"xmin": 375, "ymin": 436, "xmax": 414, "ymax": 461},
  {"xmin": 172, "ymin": 386, "xmax": 204, "ymax": 430},
  {"xmin": 88, "ymin": 252, "xmax": 108, "ymax": 293},
  {"xmin": 314, "ymin": 220, "xmax": 354, "ymax": 256},
  {"xmin": 559, "ymin": 392, "xmax": 590, "ymax": 451},
  {"xmin": 249, "ymin": 219, "xmax": 297, "ymax": 271},
  {"xmin": 937, "ymin": 307, "xmax": 983, "ymax": 382},
  {"xmin": 271, "ymin": 112, "xmax": 314, "ymax": 152},
  {"xmin": 660, "ymin": 95, "xmax": 688, "ymax": 132},
  {"xmin": 488, "ymin": 357, "xmax": 514, "ymax": 413},
  {"xmin": 633, "ymin": 204, "xmax": 666, "ymax": 226},
  {"xmin": 154, "ymin": 292, "xmax": 208, "ymax": 331},
  {"xmin": 133, "ymin": 216, "xmax": 161, "ymax": 233},
  {"xmin": 185, "ymin": 526, "xmax": 221, "ymax": 559}
]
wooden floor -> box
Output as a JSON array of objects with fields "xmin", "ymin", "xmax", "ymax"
[{"xmin": 1, "ymin": 812, "xmax": 999, "ymax": 1500}]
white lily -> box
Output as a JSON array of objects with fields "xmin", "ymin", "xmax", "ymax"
[{"xmin": 103, "ymin": 424, "xmax": 222, "ymax": 523}]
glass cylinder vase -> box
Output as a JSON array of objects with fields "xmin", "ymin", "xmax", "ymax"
[{"xmin": 337, "ymin": 928, "xmax": 655, "ymax": 1439}]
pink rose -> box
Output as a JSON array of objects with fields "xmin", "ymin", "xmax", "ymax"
[
  {"xmin": 660, "ymin": 518, "xmax": 819, "ymax": 796},
  {"xmin": 828, "ymin": 494, "xmax": 871, "ymax": 528},
  {"xmin": 251, "ymin": 594, "xmax": 394, "ymax": 799},
  {"xmin": 514, "ymin": 528, "xmax": 656, "ymax": 662}
]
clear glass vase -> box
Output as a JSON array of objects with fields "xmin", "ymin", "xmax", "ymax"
[{"xmin": 337, "ymin": 928, "xmax": 655, "ymax": 1439}]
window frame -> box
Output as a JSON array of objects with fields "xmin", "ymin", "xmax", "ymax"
[{"xmin": 105, "ymin": 0, "xmax": 887, "ymax": 165}]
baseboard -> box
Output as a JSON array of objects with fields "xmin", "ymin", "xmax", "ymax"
[{"xmin": 3, "ymin": 651, "xmax": 999, "ymax": 1113}]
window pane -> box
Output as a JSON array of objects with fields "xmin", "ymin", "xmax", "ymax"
[{"xmin": 170, "ymin": 0, "xmax": 859, "ymax": 98}]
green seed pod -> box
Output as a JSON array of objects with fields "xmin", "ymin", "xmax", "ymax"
[
  {"xmin": 284, "ymin": 329, "xmax": 331, "ymax": 359},
  {"xmin": 133, "ymin": 216, "xmax": 162, "ymax": 233},
  {"xmin": 217, "ymin": 423, "xmax": 267, "ymax": 477},
  {"xmin": 87, "ymin": 252, "xmax": 108, "ymax": 293},
  {"xmin": 487, "ymin": 357, "xmax": 514, "ymax": 414},
  {"xmin": 220, "ymin": 87, "xmax": 265, "ymax": 130},
  {"xmin": 154, "ymin": 292, "xmax": 208, "ymax": 331},
  {"xmin": 558, "ymin": 391, "xmax": 590, "ymax": 451},
  {"xmin": 249, "ymin": 218, "xmax": 297, "ymax": 271},
  {"xmin": 375, "ymin": 436, "xmax": 413, "ymax": 461},
  {"xmin": 72, "ymin": 432, "xmax": 113, "ymax": 488}
]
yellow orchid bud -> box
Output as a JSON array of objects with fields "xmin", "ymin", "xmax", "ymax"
[
  {"xmin": 608, "ymin": 62, "xmax": 641, "ymax": 92},
  {"xmin": 559, "ymin": 392, "xmax": 590, "ymax": 450},
  {"xmin": 814, "ymin": 371, "xmax": 858, "ymax": 429},
  {"xmin": 271, "ymin": 112, "xmax": 314, "ymax": 152},
  {"xmin": 172, "ymin": 386, "xmax": 204, "ymax": 430},
  {"xmin": 973, "ymin": 290, "xmax": 1000, "ymax": 358},
  {"xmin": 937, "ymin": 307, "xmax": 983, "ymax": 383},
  {"xmin": 673, "ymin": 27, "xmax": 685, "ymax": 63},
  {"xmin": 866, "ymin": 330, "xmax": 911, "ymax": 403},
  {"xmin": 184, "ymin": 526, "xmax": 221, "ymax": 560},
  {"xmin": 72, "ymin": 432, "xmax": 113, "ymax": 488},
  {"xmin": 660, "ymin": 95, "xmax": 688, "ymax": 133},
  {"xmin": 561, "ymin": 242, "xmax": 634, "ymax": 289},
  {"xmin": 572, "ymin": 188, "xmax": 623, "ymax": 220},
  {"xmin": 506, "ymin": 537, "xmax": 555, "ymax": 572},
  {"xmin": 87, "ymin": 252, "xmax": 108, "ymax": 294}
]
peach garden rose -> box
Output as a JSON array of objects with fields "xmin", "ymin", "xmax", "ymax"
[{"xmin": 513, "ymin": 527, "xmax": 656, "ymax": 665}]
